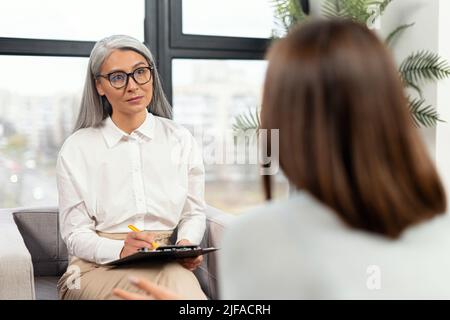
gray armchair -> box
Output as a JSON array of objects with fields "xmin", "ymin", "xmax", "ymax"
[{"xmin": 0, "ymin": 206, "xmax": 232, "ymax": 300}]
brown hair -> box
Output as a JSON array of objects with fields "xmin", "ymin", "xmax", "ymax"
[{"xmin": 261, "ymin": 19, "xmax": 446, "ymax": 238}]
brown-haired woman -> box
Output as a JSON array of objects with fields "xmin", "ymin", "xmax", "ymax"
[{"xmin": 114, "ymin": 19, "xmax": 450, "ymax": 300}]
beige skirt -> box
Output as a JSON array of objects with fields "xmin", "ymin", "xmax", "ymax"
[{"xmin": 57, "ymin": 231, "xmax": 206, "ymax": 300}]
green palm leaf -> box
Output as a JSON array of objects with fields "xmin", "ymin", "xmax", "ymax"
[
  {"xmin": 400, "ymin": 50, "xmax": 450, "ymax": 85},
  {"xmin": 232, "ymin": 108, "xmax": 260, "ymax": 133},
  {"xmin": 385, "ymin": 23, "xmax": 415, "ymax": 47},
  {"xmin": 408, "ymin": 97, "xmax": 443, "ymax": 127},
  {"xmin": 322, "ymin": 0, "xmax": 393, "ymax": 23},
  {"xmin": 345, "ymin": 0, "xmax": 374, "ymax": 23},
  {"xmin": 272, "ymin": 0, "xmax": 308, "ymax": 38},
  {"xmin": 377, "ymin": 0, "xmax": 393, "ymax": 12},
  {"xmin": 322, "ymin": 0, "xmax": 348, "ymax": 18}
]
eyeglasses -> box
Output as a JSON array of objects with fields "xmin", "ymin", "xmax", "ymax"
[{"xmin": 96, "ymin": 66, "xmax": 153, "ymax": 89}]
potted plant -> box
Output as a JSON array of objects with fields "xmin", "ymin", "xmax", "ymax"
[{"xmin": 234, "ymin": 0, "xmax": 450, "ymax": 131}]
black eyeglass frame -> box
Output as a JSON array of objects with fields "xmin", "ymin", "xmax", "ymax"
[{"xmin": 96, "ymin": 66, "xmax": 154, "ymax": 89}]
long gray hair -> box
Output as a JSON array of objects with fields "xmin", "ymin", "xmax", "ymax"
[{"xmin": 74, "ymin": 35, "xmax": 172, "ymax": 132}]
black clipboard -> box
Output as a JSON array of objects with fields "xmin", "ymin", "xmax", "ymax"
[{"xmin": 103, "ymin": 245, "xmax": 218, "ymax": 267}]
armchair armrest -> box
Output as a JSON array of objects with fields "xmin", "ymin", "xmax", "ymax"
[
  {"xmin": 195, "ymin": 205, "xmax": 234, "ymax": 300},
  {"xmin": 12, "ymin": 207, "xmax": 68, "ymax": 277},
  {"xmin": 0, "ymin": 209, "xmax": 35, "ymax": 300}
]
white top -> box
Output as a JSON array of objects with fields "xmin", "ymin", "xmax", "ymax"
[
  {"xmin": 56, "ymin": 113, "xmax": 206, "ymax": 264},
  {"xmin": 218, "ymin": 191, "xmax": 450, "ymax": 299}
]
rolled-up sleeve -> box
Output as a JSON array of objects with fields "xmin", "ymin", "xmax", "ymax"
[
  {"xmin": 176, "ymin": 134, "xmax": 206, "ymax": 245},
  {"xmin": 56, "ymin": 153, "xmax": 124, "ymax": 264}
]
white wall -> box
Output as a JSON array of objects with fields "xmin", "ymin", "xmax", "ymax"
[
  {"xmin": 380, "ymin": 0, "xmax": 439, "ymax": 158},
  {"xmin": 436, "ymin": 0, "xmax": 450, "ymax": 197},
  {"xmin": 381, "ymin": 0, "xmax": 450, "ymax": 196}
]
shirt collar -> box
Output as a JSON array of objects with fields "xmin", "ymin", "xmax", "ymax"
[
  {"xmin": 135, "ymin": 112, "xmax": 154, "ymax": 140},
  {"xmin": 101, "ymin": 112, "xmax": 155, "ymax": 148}
]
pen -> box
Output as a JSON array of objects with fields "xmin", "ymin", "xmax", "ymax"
[{"xmin": 127, "ymin": 224, "xmax": 160, "ymax": 250}]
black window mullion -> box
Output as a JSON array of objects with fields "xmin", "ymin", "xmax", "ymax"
[
  {"xmin": 0, "ymin": 38, "xmax": 93, "ymax": 57},
  {"xmin": 170, "ymin": 48, "xmax": 266, "ymax": 60},
  {"xmin": 171, "ymin": 33, "xmax": 271, "ymax": 53},
  {"xmin": 144, "ymin": 0, "xmax": 159, "ymax": 63},
  {"xmin": 144, "ymin": 0, "xmax": 174, "ymax": 105},
  {"xmin": 157, "ymin": 0, "xmax": 173, "ymax": 105}
]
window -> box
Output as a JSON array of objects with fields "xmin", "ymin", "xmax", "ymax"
[
  {"xmin": 0, "ymin": 0, "xmax": 145, "ymax": 41},
  {"xmin": 173, "ymin": 59, "xmax": 289, "ymax": 213},
  {"xmin": 182, "ymin": 0, "xmax": 276, "ymax": 38},
  {"xmin": 0, "ymin": 0, "xmax": 279, "ymax": 214},
  {"xmin": 0, "ymin": 56, "xmax": 87, "ymax": 207}
]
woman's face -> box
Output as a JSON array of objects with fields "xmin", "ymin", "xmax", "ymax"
[{"xmin": 95, "ymin": 49, "xmax": 153, "ymax": 117}]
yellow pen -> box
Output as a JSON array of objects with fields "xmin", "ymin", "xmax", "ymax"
[
  {"xmin": 127, "ymin": 224, "xmax": 141, "ymax": 232},
  {"xmin": 127, "ymin": 224, "xmax": 160, "ymax": 250}
]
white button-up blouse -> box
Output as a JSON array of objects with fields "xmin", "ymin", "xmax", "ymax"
[{"xmin": 56, "ymin": 112, "xmax": 206, "ymax": 264}]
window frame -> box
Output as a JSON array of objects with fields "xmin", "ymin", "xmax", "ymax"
[
  {"xmin": 145, "ymin": 0, "xmax": 270, "ymax": 102},
  {"xmin": 0, "ymin": 0, "xmax": 280, "ymax": 209},
  {"xmin": 0, "ymin": 0, "xmax": 270, "ymax": 104}
]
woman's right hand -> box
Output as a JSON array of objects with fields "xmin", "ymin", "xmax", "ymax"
[{"xmin": 120, "ymin": 232, "xmax": 156, "ymax": 258}]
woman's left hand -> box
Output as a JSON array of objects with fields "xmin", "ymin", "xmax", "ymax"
[{"xmin": 177, "ymin": 239, "xmax": 203, "ymax": 271}]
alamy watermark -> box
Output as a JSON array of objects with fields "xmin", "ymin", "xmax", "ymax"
[
  {"xmin": 367, "ymin": 4, "xmax": 381, "ymax": 30},
  {"xmin": 170, "ymin": 126, "xmax": 280, "ymax": 176},
  {"xmin": 366, "ymin": 265, "xmax": 381, "ymax": 290},
  {"xmin": 65, "ymin": 265, "xmax": 81, "ymax": 290}
]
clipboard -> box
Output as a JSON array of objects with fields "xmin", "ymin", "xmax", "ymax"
[{"xmin": 103, "ymin": 245, "xmax": 218, "ymax": 267}]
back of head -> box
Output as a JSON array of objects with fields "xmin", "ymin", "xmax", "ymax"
[
  {"xmin": 74, "ymin": 35, "xmax": 172, "ymax": 131},
  {"xmin": 261, "ymin": 19, "xmax": 446, "ymax": 238}
]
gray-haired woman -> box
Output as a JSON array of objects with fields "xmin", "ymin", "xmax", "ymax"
[{"xmin": 56, "ymin": 35, "xmax": 207, "ymax": 300}]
